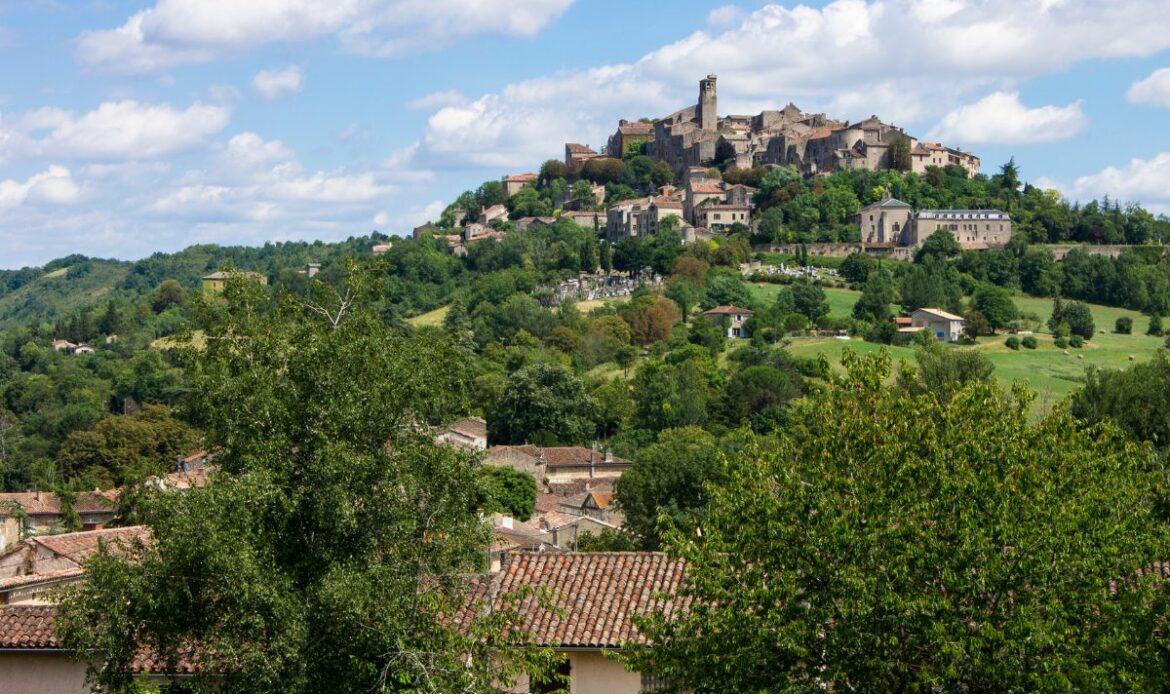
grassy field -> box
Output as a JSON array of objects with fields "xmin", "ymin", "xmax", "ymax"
[
  {"xmin": 760, "ymin": 285, "xmax": 1164, "ymax": 413},
  {"xmin": 406, "ymin": 305, "xmax": 450, "ymax": 327},
  {"xmin": 151, "ymin": 330, "xmax": 207, "ymax": 351},
  {"xmin": 747, "ymin": 283, "xmax": 862, "ymax": 317}
]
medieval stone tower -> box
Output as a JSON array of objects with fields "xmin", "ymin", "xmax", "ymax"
[{"xmin": 699, "ymin": 74, "xmax": 717, "ymax": 132}]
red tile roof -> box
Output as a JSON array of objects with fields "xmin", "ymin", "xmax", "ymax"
[
  {"xmin": 503, "ymin": 173, "xmax": 537, "ymax": 183},
  {"xmin": 703, "ymin": 305, "xmax": 753, "ymax": 316},
  {"xmin": 472, "ymin": 552, "xmax": 688, "ymax": 648},
  {"xmin": 565, "ymin": 144, "xmax": 596, "ymax": 154},
  {"xmin": 0, "ymin": 567, "xmax": 84, "ymax": 591},
  {"xmin": 489, "ymin": 446, "xmax": 630, "ymax": 469},
  {"xmin": 32, "ymin": 526, "xmax": 151, "ymax": 565},
  {"xmin": 0, "ymin": 490, "xmax": 118, "ymax": 516},
  {"xmin": 618, "ymin": 122, "xmax": 654, "ymax": 136},
  {"xmin": 689, "ymin": 182, "xmax": 724, "ymax": 195},
  {"xmin": 0, "ymin": 605, "xmax": 61, "ymax": 648},
  {"xmin": 0, "ymin": 605, "xmax": 197, "ymax": 673}
]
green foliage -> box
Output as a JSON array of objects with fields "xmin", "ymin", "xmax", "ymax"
[
  {"xmin": 1055, "ymin": 337, "xmax": 1070, "ymax": 348},
  {"xmin": 1115, "ymin": 316, "xmax": 1133, "ymax": 334},
  {"xmin": 1072, "ymin": 351, "xmax": 1170, "ymax": 448},
  {"xmin": 888, "ymin": 134, "xmax": 912, "ymax": 171},
  {"xmin": 479, "ymin": 466, "xmax": 537, "ymax": 521},
  {"xmin": 1048, "ymin": 297, "xmax": 1096, "ymax": 340},
  {"xmin": 1147, "ymin": 314, "xmax": 1164, "ymax": 336},
  {"xmin": 1005, "ymin": 335, "xmax": 1020, "ymax": 350},
  {"xmin": 59, "ymin": 267, "xmax": 554, "ymax": 692},
  {"xmin": 614, "ymin": 427, "xmax": 725, "ymax": 549},
  {"xmin": 898, "ymin": 340, "xmax": 994, "ymax": 404},
  {"xmin": 1070, "ymin": 334, "xmax": 1084, "ymax": 348},
  {"xmin": 914, "ymin": 230, "xmax": 962, "ymax": 262},
  {"xmin": 852, "ymin": 268, "xmax": 896, "ymax": 323},
  {"xmin": 971, "ymin": 283, "xmax": 1018, "ymax": 331},
  {"xmin": 1021, "ymin": 334, "xmax": 1038, "ymax": 349},
  {"xmin": 57, "ymin": 405, "xmax": 200, "ymax": 488},
  {"xmin": 787, "ymin": 280, "xmax": 830, "ymax": 326},
  {"xmin": 488, "ymin": 362, "xmax": 598, "ymax": 446},
  {"xmin": 839, "ymin": 252, "xmax": 876, "ymax": 284},
  {"xmin": 627, "ymin": 350, "xmax": 1170, "ymax": 692}
]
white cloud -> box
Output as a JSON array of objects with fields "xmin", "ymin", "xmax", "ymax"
[
  {"xmin": 406, "ymin": 90, "xmax": 466, "ymax": 111},
  {"xmin": 0, "ymin": 165, "xmax": 81, "ymax": 208},
  {"xmin": 252, "ymin": 65, "xmax": 304, "ymax": 100},
  {"xmin": 412, "ymin": 0, "xmax": 1170, "ymax": 171},
  {"xmin": 928, "ymin": 91, "xmax": 1087, "ymax": 144},
  {"xmin": 2, "ymin": 100, "xmax": 230, "ymax": 161},
  {"xmin": 1127, "ymin": 67, "xmax": 1170, "ymax": 108},
  {"xmin": 1069, "ymin": 152, "xmax": 1170, "ymax": 203},
  {"xmin": 77, "ymin": 0, "xmax": 575, "ymax": 73},
  {"xmin": 706, "ymin": 5, "xmax": 745, "ymax": 27}
]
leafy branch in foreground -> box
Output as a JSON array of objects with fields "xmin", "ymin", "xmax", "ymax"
[
  {"xmin": 628, "ymin": 349, "xmax": 1170, "ymax": 692},
  {"xmin": 59, "ymin": 266, "xmax": 555, "ymax": 693}
]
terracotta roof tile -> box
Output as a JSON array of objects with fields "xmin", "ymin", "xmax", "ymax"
[
  {"xmin": 32, "ymin": 526, "xmax": 151, "ymax": 565},
  {"xmin": 0, "ymin": 491, "xmax": 117, "ymax": 516},
  {"xmin": 703, "ymin": 305, "xmax": 753, "ymax": 316},
  {"xmin": 0, "ymin": 605, "xmax": 61, "ymax": 648},
  {"xmin": 478, "ymin": 552, "xmax": 689, "ymax": 648}
]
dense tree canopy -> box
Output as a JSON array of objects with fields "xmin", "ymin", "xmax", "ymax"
[
  {"xmin": 628, "ymin": 351, "xmax": 1170, "ymax": 692},
  {"xmin": 59, "ymin": 270, "xmax": 553, "ymax": 692}
]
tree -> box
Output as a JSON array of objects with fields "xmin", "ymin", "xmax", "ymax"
[
  {"xmin": 1048, "ymin": 297, "xmax": 1096, "ymax": 340},
  {"xmin": 889, "ymin": 134, "xmax": 912, "ymax": 171},
  {"xmin": 571, "ymin": 179, "xmax": 597, "ymax": 208},
  {"xmin": 59, "ymin": 269, "xmax": 551, "ymax": 692},
  {"xmin": 505, "ymin": 186, "xmax": 551, "ymax": 218},
  {"xmin": 1147, "ymin": 314, "xmax": 1163, "ymax": 336},
  {"xmin": 614, "ymin": 427, "xmax": 725, "ymax": 549},
  {"xmin": 57, "ymin": 405, "xmax": 200, "ymax": 487},
  {"xmin": 1071, "ymin": 352, "xmax": 1170, "ymax": 449},
  {"xmin": 971, "ymin": 284, "xmax": 1018, "ymax": 332},
  {"xmin": 489, "ymin": 362, "xmax": 598, "ymax": 446},
  {"xmin": 479, "ymin": 466, "xmax": 537, "ymax": 521},
  {"xmin": 151, "ymin": 279, "xmax": 187, "ymax": 313},
  {"xmin": 621, "ymin": 295, "xmax": 682, "ymax": 346},
  {"xmin": 722, "ymin": 364, "xmax": 802, "ymax": 430},
  {"xmin": 702, "ymin": 273, "xmax": 752, "ymax": 310},
  {"xmin": 1115, "ymin": 316, "xmax": 1133, "ymax": 334},
  {"xmin": 839, "ymin": 252, "xmax": 876, "ymax": 284},
  {"xmin": 627, "ymin": 351, "xmax": 1170, "ymax": 692},
  {"xmin": 788, "ymin": 280, "xmax": 830, "ymax": 326},
  {"xmin": 852, "ymin": 268, "xmax": 895, "ymax": 323},
  {"xmin": 914, "ymin": 230, "xmax": 961, "ymax": 262},
  {"xmin": 897, "ymin": 339, "xmax": 994, "ymax": 404}
]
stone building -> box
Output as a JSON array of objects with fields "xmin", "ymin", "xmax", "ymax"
[
  {"xmin": 593, "ymin": 75, "xmax": 979, "ymax": 180},
  {"xmin": 501, "ymin": 173, "xmax": 536, "ymax": 197},
  {"xmin": 852, "ymin": 196, "xmax": 1011, "ymax": 249}
]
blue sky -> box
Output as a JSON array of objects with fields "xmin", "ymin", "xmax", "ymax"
[{"xmin": 2, "ymin": 0, "xmax": 1170, "ymax": 268}]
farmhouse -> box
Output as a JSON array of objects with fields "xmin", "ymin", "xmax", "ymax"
[
  {"xmin": 703, "ymin": 305, "xmax": 753, "ymax": 339},
  {"xmin": 911, "ymin": 307, "xmax": 965, "ymax": 343}
]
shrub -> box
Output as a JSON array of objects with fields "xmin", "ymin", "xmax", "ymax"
[
  {"xmin": 1115, "ymin": 317, "xmax": 1133, "ymax": 334},
  {"xmin": 1070, "ymin": 335, "xmax": 1084, "ymax": 348},
  {"xmin": 1148, "ymin": 315, "xmax": 1164, "ymax": 336},
  {"xmin": 1021, "ymin": 335, "xmax": 1038, "ymax": 349},
  {"xmin": 1054, "ymin": 337, "xmax": 1069, "ymax": 349},
  {"xmin": 1005, "ymin": 336, "xmax": 1020, "ymax": 350}
]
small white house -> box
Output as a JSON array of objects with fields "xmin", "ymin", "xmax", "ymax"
[
  {"xmin": 911, "ymin": 307, "xmax": 965, "ymax": 343},
  {"xmin": 702, "ymin": 305, "xmax": 753, "ymax": 339}
]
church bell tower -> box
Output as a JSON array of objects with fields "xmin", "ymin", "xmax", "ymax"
[{"xmin": 699, "ymin": 74, "xmax": 717, "ymax": 132}]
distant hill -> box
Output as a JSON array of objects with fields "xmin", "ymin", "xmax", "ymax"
[{"xmin": 0, "ymin": 235, "xmax": 387, "ymax": 330}]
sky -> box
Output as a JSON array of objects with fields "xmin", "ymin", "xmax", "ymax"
[{"xmin": 2, "ymin": 0, "xmax": 1170, "ymax": 269}]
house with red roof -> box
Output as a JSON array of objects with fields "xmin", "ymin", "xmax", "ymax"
[{"xmin": 702, "ymin": 305, "xmax": 754, "ymax": 339}]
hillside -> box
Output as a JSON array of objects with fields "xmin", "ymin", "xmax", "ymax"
[{"xmin": 0, "ymin": 236, "xmax": 386, "ymax": 330}]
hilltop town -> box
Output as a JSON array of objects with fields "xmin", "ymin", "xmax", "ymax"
[{"xmin": 416, "ymin": 75, "xmax": 1011, "ymax": 260}]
